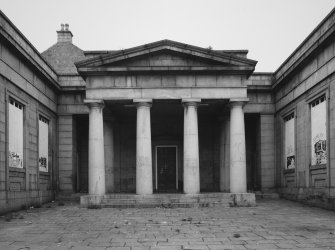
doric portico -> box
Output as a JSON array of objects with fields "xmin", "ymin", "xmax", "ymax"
[{"xmin": 77, "ymin": 40, "xmax": 257, "ymax": 205}]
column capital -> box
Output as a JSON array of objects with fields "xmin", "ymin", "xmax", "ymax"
[
  {"xmin": 229, "ymin": 98, "xmax": 249, "ymax": 107},
  {"xmin": 133, "ymin": 99, "xmax": 152, "ymax": 108},
  {"xmin": 182, "ymin": 99, "xmax": 201, "ymax": 107},
  {"xmin": 84, "ymin": 99, "xmax": 104, "ymax": 108}
]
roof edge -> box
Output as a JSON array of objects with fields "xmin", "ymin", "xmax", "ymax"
[
  {"xmin": 75, "ymin": 39, "xmax": 258, "ymax": 68},
  {"xmin": 0, "ymin": 10, "xmax": 60, "ymax": 89},
  {"xmin": 273, "ymin": 7, "xmax": 335, "ymax": 86}
]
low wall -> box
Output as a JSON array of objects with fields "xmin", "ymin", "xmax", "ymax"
[
  {"xmin": 280, "ymin": 187, "xmax": 335, "ymax": 211},
  {"xmin": 0, "ymin": 190, "xmax": 54, "ymax": 214}
]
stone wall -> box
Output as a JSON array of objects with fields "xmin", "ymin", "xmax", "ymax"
[
  {"xmin": 245, "ymin": 73, "xmax": 276, "ymax": 191},
  {"xmin": 0, "ymin": 40, "xmax": 57, "ymax": 214},
  {"xmin": 57, "ymin": 115, "xmax": 75, "ymax": 192},
  {"xmin": 275, "ymin": 32, "xmax": 335, "ymax": 209},
  {"xmin": 57, "ymin": 92, "xmax": 87, "ymax": 193}
]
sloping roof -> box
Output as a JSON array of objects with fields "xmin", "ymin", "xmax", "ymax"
[{"xmin": 42, "ymin": 42, "xmax": 86, "ymax": 75}]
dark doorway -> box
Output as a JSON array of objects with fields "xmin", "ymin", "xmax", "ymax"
[
  {"xmin": 245, "ymin": 114, "xmax": 260, "ymax": 191},
  {"xmin": 75, "ymin": 115, "xmax": 89, "ymax": 193},
  {"xmin": 156, "ymin": 146, "xmax": 177, "ymax": 192}
]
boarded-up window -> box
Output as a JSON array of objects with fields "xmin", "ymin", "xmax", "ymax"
[
  {"xmin": 284, "ymin": 113, "xmax": 295, "ymax": 169},
  {"xmin": 39, "ymin": 116, "xmax": 49, "ymax": 172},
  {"xmin": 9, "ymin": 99, "xmax": 23, "ymax": 168},
  {"xmin": 311, "ymin": 95, "xmax": 327, "ymax": 165}
]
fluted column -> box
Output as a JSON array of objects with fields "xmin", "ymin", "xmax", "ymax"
[
  {"xmin": 230, "ymin": 99, "xmax": 247, "ymax": 193},
  {"xmin": 183, "ymin": 99, "xmax": 200, "ymax": 194},
  {"xmin": 85, "ymin": 99, "xmax": 105, "ymax": 195},
  {"xmin": 135, "ymin": 99, "xmax": 153, "ymax": 195}
]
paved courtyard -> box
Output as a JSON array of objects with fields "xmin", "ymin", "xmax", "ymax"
[{"xmin": 0, "ymin": 199, "xmax": 335, "ymax": 250}]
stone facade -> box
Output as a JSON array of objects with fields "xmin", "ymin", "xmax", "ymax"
[
  {"xmin": 0, "ymin": 7, "xmax": 335, "ymax": 213},
  {"xmin": 0, "ymin": 11, "xmax": 59, "ymax": 213},
  {"xmin": 273, "ymin": 9, "xmax": 335, "ymax": 209}
]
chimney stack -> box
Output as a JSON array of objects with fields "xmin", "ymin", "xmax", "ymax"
[{"xmin": 57, "ymin": 23, "xmax": 73, "ymax": 43}]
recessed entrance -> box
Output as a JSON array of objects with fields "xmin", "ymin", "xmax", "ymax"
[{"xmin": 155, "ymin": 146, "xmax": 178, "ymax": 192}]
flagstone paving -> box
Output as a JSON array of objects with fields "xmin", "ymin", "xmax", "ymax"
[{"xmin": 0, "ymin": 199, "xmax": 335, "ymax": 250}]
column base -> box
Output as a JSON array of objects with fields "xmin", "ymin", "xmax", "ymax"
[
  {"xmin": 80, "ymin": 195, "xmax": 104, "ymax": 208},
  {"xmin": 229, "ymin": 193, "xmax": 256, "ymax": 207}
]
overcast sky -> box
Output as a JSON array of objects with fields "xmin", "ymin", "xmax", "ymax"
[{"xmin": 1, "ymin": 0, "xmax": 334, "ymax": 72}]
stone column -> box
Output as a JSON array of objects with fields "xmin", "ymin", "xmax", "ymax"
[
  {"xmin": 229, "ymin": 99, "xmax": 248, "ymax": 193},
  {"xmin": 183, "ymin": 99, "xmax": 200, "ymax": 194},
  {"xmin": 134, "ymin": 99, "xmax": 153, "ymax": 195},
  {"xmin": 85, "ymin": 100, "xmax": 105, "ymax": 195}
]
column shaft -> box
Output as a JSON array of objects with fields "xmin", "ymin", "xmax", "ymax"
[
  {"xmin": 136, "ymin": 102, "xmax": 153, "ymax": 195},
  {"xmin": 87, "ymin": 101, "xmax": 105, "ymax": 195},
  {"xmin": 183, "ymin": 102, "xmax": 200, "ymax": 194},
  {"xmin": 230, "ymin": 102, "xmax": 247, "ymax": 193}
]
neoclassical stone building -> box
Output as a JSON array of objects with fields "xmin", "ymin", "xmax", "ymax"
[{"xmin": 1, "ymin": 8, "xmax": 335, "ymax": 212}]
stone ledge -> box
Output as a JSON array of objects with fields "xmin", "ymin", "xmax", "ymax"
[{"xmin": 80, "ymin": 193, "xmax": 256, "ymax": 208}]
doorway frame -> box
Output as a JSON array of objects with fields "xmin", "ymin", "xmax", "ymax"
[{"xmin": 155, "ymin": 145, "xmax": 178, "ymax": 191}]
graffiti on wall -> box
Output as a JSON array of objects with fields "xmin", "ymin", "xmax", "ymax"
[
  {"xmin": 285, "ymin": 114, "xmax": 295, "ymax": 169},
  {"xmin": 312, "ymin": 135, "xmax": 327, "ymax": 165},
  {"xmin": 311, "ymin": 96, "xmax": 327, "ymax": 166},
  {"xmin": 39, "ymin": 117, "xmax": 49, "ymax": 171},
  {"xmin": 9, "ymin": 99, "xmax": 24, "ymax": 168},
  {"xmin": 9, "ymin": 151, "xmax": 23, "ymax": 168},
  {"xmin": 39, "ymin": 157, "xmax": 47, "ymax": 169}
]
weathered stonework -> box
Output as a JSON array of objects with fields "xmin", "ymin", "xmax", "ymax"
[
  {"xmin": 1, "ymin": 7, "xmax": 335, "ymax": 212},
  {"xmin": 0, "ymin": 13, "xmax": 58, "ymax": 213}
]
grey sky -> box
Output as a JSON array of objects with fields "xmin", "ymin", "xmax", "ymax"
[{"xmin": 0, "ymin": 0, "xmax": 334, "ymax": 72}]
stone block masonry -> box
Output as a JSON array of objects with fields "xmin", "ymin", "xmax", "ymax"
[
  {"xmin": 58, "ymin": 115, "xmax": 75, "ymax": 192},
  {"xmin": 0, "ymin": 75, "xmax": 57, "ymax": 214},
  {"xmin": 259, "ymin": 114, "xmax": 275, "ymax": 190},
  {"xmin": 0, "ymin": 23, "xmax": 57, "ymax": 213}
]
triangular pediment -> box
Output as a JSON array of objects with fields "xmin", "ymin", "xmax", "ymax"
[
  {"xmin": 104, "ymin": 50, "xmax": 231, "ymax": 67},
  {"xmin": 76, "ymin": 40, "xmax": 257, "ymax": 75}
]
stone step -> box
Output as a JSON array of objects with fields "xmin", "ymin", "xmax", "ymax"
[
  {"xmin": 101, "ymin": 196, "xmax": 233, "ymax": 208},
  {"xmin": 56, "ymin": 192, "xmax": 81, "ymax": 202},
  {"xmin": 104, "ymin": 193, "xmax": 232, "ymax": 198},
  {"xmin": 101, "ymin": 202, "xmax": 231, "ymax": 209},
  {"xmin": 102, "ymin": 199, "xmax": 232, "ymax": 206},
  {"xmin": 255, "ymin": 193, "xmax": 280, "ymax": 200},
  {"xmin": 81, "ymin": 193, "xmax": 256, "ymax": 208}
]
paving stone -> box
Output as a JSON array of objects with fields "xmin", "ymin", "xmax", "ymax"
[
  {"xmin": 0, "ymin": 200, "xmax": 335, "ymax": 249},
  {"xmin": 183, "ymin": 245, "xmax": 209, "ymax": 249},
  {"xmin": 213, "ymin": 244, "xmax": 246, "ymax": 250}
]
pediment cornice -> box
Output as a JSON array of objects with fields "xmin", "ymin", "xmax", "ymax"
[{"xmin": 76, "ymin": 40, "xmax": 257, "ymax": 75}]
